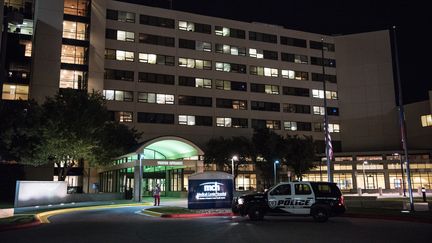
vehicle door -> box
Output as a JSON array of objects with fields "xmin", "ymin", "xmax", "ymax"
[
  {"xmin": 267, "ymin": 183, "xmax": 294, "ymax": 214},
  {"xmin": 292, "ymin": 182, "xmax": 315, "ymax": 214}
]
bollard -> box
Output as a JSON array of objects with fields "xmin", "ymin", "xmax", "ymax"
[
  {"xmin": 358, "ymin": 188, "xmax": 362, "ymax": 196},
  {"xmin": 418, "ymin": 187, "xmax": 423, "ymax": 196},
  {"xmin": 422, "ymin": 187, "xmax": 427, "ymax": 202},
  {"xmin": 399, "ymin": 187, "xmax": 403, "ymax": 195},
  {"xmin": 378, "ymin": 187, "xmax": 383, "ymax": 196}
]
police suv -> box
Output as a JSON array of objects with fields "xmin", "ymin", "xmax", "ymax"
[{"xmin": 232, "ymin": 181, "xmax": 345, "ymax": 222}]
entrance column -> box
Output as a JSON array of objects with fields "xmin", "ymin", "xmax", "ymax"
[{"xmin": 133, "ymin": 163, "xmax": 141, "ymax": 202}]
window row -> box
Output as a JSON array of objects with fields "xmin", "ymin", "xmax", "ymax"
[
  {"xmin": 105, "ymin": 10, "xmax": 335, "ymax": 51},
  {"xmin": 122, "ymin": 111, "xmax": 341, "ymax": 132}
]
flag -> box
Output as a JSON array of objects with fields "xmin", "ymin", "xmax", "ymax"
[{"xmin": 326, "ymin": 131, "xmax": 333, "ymax": 160}]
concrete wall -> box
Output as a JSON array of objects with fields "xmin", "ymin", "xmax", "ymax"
[
  {"xmin": 404, "ymin": 101, "xmax": 432, "ymax": 149},
  {"xmin": 30, "ymin": 0, "xmax": 63, "ymax": 103},
  {"xmin": 14, "ymin": 180, "xmax": 124, "ymax": 208},
  {"xmin": 87, "ymin": 0, "xmax": 106, "ymax": 92},
  {"xmin": 335, "ymin": 30, "xmax": 400, "ymax": 151}
]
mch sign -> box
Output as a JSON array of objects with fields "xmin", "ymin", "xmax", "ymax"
[{"xmin": 187, "ymin": 172, "xmax": 233, "ymax": 209}]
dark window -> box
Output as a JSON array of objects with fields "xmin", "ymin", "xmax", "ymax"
[
  {"xmin": 252, "ymin": 119, "xmax": 280, "ymax": 130},
  {"xmin": 216, "ymin": 98, "xmax": 247, "ymax": 110},
  {"xmin": 294, "ymin": 184, "xmax": 312, "ymax": 195},
  {"xmin": 327, "ymin": 107, "xmax": 339, "ymax": 116},
  {"xmin": 178, "ymin": 39, "xmax": 195, "ymax": 50},
  {"xmin": 139, "ymin": 14, "xmax": 175, "ymax": 29},
  {"xmin": 137, "ymin": 112, "xmax": 174, "ymax": 124},
  {"xmin": 231, "ymin": 118, "xmax": 248, "ymax": 128},
  {"xmin": 104, "ymin": 69, "xmax": 134, "ymax": 81},
  {"xmin": 230, "ymin": 63, "xmax": 247, "ymax": 73},
  {"xmin": 194, "ymin": 23, "xmax": 212, "ymax": 34},
  {"xmin": 297, "ymin": 122, "xmax": 312, "ymax": 131},
  {"xmin": 263, "ymin": 50, "xmax": 278, "ymax": 60},
  {"xmin": 282, "ymin": 87, "xmax": 310, "ymax": 97},
  {"xmin": 106, "ymin": 9, "xmax": 118, "ymax": 20},
  {"xmin": 138, "ymin": 33, "xmax": 175, "ymax": 47},
  {"xmin": 270, "ymin": 184, "xmax": 291, "ymax": 195},
  {"xmin": 251, "ymin": 101, "xmax": 280, "ymax": 112},
  {"xmin": 283, "ymin": 104, "xmax": 310, "ymax": 114},
  {"xmin": 249, "ymin": 31, "xmax": 277, "ymax": 43},
  {"xmin": 138, "ymin": 72, "xmax": 174, "ymax": 85},
  {"xmin": 105, "ymin": 28, "xmax": 116, "ymax": 39},
  {"xmin": 178, "ymin": 95, "xmax": 212, "ymax": 107},
  {"xmin": 281, "ymin": 52, "xmax": 308, "ymax": 64},
  {"xmin": 310, "ymin": 57, "xmax": 336, "ymax": 67},
  {"xmin": 280, "ymin": 36, "xmax": 307, "ymax": 48},
  {"xmin": 195, "ymin": 116, "xmax": 213, "ymax": 126},
  {"xmin": 309, "ymin": 41, "xmax": 335, "ymax": 52},
  {"xmin": 310, "ymin": 182, "xmax": 342, "ymax": 197},
  {"xmin": 215, "ymin": 80, "xmax": 247, "ymax": 91},
  {"xmin": 250, "ymin": 83, "xmax": 265, "ymax": 93},
  {"xmin": 106, "ymin": 9, "xmax": 135, "ymax": 23},
  {"xmin": 178, "ymin": 76, "xmax": 196, "ymax": 87},
  {"xmin": 311, "ymin": 73, "xmax": 337, "ymax": 83}
]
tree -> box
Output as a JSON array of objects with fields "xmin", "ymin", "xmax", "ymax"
[
  {"xmin": 283, "ymin": 135, "xmax": 316, "ymax": 181},
  {"xmin": 15, "ymin": 89, "xmax": 141, "ymax": 180},
  {"xmin": 0, "ymin": 100, "xmax": 42, "ymax": 163},
  {"xmin": 203, "ymin": 136, "xmax": 253, "ymax": 182},
  {"xmin": 251, "ymin": 128, "xmax": 285, "ymax": 189}
]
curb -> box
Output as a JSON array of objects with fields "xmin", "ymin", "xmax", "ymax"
[
  {"xmin": 343, "ymin": 213, "xmax": 432, "ymax": 224},
  {"xmin": 141, "ymin": 209, "xmax": 234, "ymax": 218}
]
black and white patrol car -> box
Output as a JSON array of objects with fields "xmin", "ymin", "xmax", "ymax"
[{"xmin": 232, "ymin": 181, "xmax": 345, "ymax": 222}]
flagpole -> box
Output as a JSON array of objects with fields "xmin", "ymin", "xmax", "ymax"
[{"xmin": 321, "ymin": 38, "xmax": 333, "ymax": 182}]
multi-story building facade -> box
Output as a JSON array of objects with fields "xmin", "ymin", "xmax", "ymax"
[{"xmin": 1, "ymin": 0, "xmax": 431, "ymax": 196}]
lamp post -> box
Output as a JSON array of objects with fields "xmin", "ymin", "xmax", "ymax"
[
  {"xmin": 362, "ymin": 161, "xmax": 368, "ymax": 191},
  {"xmin": 392, "ymin": 26, "xmax": 414, "ymax": 211},
  {"xmin": 274, "ymin": 160, "xmax": 280, "ymax": 185},
  {"xmin": 138, "ymin": 153, "xmax": 144, "ymax": 203},
  {"xmin": 393, "ymin": 152, "xmax": 406, "ymax": 197}
]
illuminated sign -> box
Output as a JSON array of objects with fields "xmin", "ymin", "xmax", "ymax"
[
  {"xmin": 156, "ymin": 161, "xmax": 183, "ymax": 166},
  {"xmin": 188, "ymin": 179, "xmax": 233, "ymax": 209},
  {"xmin": 195, "ymin": 182, "xmax": 227, "ymax": 200}
]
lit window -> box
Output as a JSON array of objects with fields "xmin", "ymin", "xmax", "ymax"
[
  {"xmin": 216, "ymin": 117, "xmax": 232, "ymax": 127},
  {"xmin": 2, "ymin": 84, "xmax": 29, "ymax": 100},
  {"xmin": 421, "ymin": 114, "xmax": 432, "ymax": 127},
  {"xmin": 62, "ymin": 21, "xmax": 87, "ymax": 40},
  {"xmin": 139, "ymin": 53, "xmax": 157, "ymax": 64},
  {"xmin": 117, "ymin": 30, "xmax": 134, "ymax": 42},
  {"xmin": 119, "ymin": 111, "xmax": 133, "ymax": 122},
  {"xmin": 328, "ymin": 123, "xmax": 340, "ymax": 133},
  {"xmin": 59, "ymin": 69, "xmax": 84, "ymax": 89},
  {"xmin": 313, "ymin": 106, "xmax": 325, "ymax": 115},
  {"xmin": 249, "ymin": 48, "xmax": 263, "ymax": 59},
  {"xmin": 178, "ymin": 21, "xmax": 194, "ymax": 31},
  {"xmin": 284, "ymin": 121, "xmax": 297, "ymax": 131},
  {"xmin": 195, "ymin": 78, "xmax": 212, "ymax": 89},
  {"xmin": 178, "ymin": 115, "xmax": 195, "ymax": 125}
]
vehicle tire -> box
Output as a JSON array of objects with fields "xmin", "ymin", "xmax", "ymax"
[
  {"xmin": 248, "ymin": 206, "xmax": 264, "ymax": 221},
  {"xmin": 312, "ymin": 207, "xmax": 328, "ymax": 223}
]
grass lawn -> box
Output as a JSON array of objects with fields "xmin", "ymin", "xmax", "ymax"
[
  {"xmin": 0, "ymin": 214, "xmax": 35, "ymax": 227},
  {"xmin": 145, "ymin": 207, "xmax": 194, "ymax": 214}
]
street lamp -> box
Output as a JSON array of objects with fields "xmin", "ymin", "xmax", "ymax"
[
  {"xmin": 274, "ymin": 160, "xmax": 280, "ymax": 185},
  {"xmin": 393, "ymin": 152, "xmax": 406, "ymax": 197},
  {"xmin": 362, "ymin": 161, "xmax": 368, "ymax": 191},
  {"xmin": 231, "ymin": 155, "xmax": 238, "ymax": 176}
]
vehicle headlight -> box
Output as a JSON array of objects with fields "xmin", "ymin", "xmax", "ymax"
[{"xmin": 238, "ymin": 198, "xmax": 244, "ymax": 205}]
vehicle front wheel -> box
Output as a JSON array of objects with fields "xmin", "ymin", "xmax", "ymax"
[
  {"xmin": 248, "ymin": 206, "xmax": 264, "ymax": 221},
  {"xmin": 312, "ymin": 207, "xmax": 329, "ymax": 222}
]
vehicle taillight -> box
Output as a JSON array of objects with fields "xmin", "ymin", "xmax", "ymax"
[{"xmin": 338, "ymin": 195, "xmax": 344, "ymax": 206}]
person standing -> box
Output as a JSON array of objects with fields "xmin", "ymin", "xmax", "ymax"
[{"xmin": 153, "ymin": 184, "xmax": 161, "ymax": 206}]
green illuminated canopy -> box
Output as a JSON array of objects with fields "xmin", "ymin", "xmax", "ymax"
[{"xmin": 136, "ymin": 136, "xmax": 203, "ymax": 160}]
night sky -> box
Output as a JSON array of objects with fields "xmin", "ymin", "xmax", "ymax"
[{"xmin": 120, "ymin": 0, "xmax": 431, "ymax": 105}]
